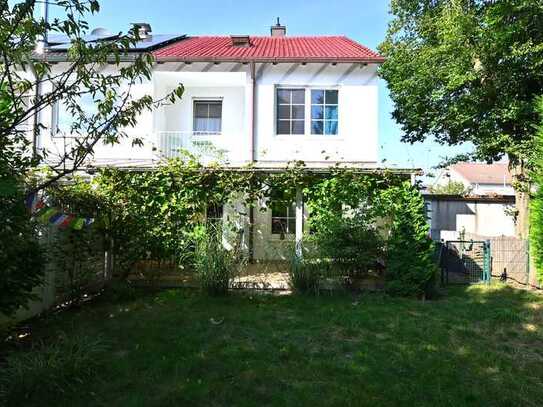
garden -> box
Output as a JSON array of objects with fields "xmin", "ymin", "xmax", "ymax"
[
  {"xmin": 2, "ymin": 157, "xmax": 542, "ymax": 406},
  {"xmin": 2, "ymin": 284, "xmax": 543, "ymax": 406}
]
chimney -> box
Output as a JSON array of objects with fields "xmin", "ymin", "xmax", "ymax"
[
  {"xmin": 231, "ymin": 35, "xmax": 251, "ymax": 47},
  {"xmin": 131, "ymin": 22, "xmax": 152, "ymax": 39},
  {"xmin": 270, "ymin": 17, "xmax": 286, "ymax": 37}
]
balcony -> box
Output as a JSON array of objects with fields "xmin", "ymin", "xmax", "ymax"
[{"xmin": 154, "ymin": 131, "xmax": 230, "ymax": 163}]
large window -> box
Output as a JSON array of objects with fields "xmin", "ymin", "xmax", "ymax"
[
  {"xmin": 271, "ymin": 201, "xmax": 297, "ymax": 235},
  {"xmin": 53, "ymin": 92, "xmax": 96, "ymax": 136},
  {"xmin": 193, "ymin": 100, "xmax": 222, "ymax": 134},
  {"xmin": 276, "ymin": 88, "xmax": 339, "ymax": 136},
  {"xmin": 311, "ymin": 89, "xmax": 338, "ymax": 135},
  {"xmin": 276, "ymin": 89, "xmax": 305, "ymax": 135}
]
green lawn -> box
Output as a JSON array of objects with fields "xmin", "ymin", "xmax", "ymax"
[{"xmin": 2, "ymin": 284, "xmax": 543, "ymax": 406}]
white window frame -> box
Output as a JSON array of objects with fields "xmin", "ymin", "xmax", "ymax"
[
  {"xmin": 192, "ymin": 98, "xmax": 223, "ymax": 135},
  {"xmin": 51, "ymin": 87, "xmax": 96, "ymax": 139},
  {"xmin": 205, "ymin": 203, "xmax": 224, "ymax": 225},
  {"xmin": 274, "ymin": 85, "xmax": 340, "ymax": 138},
  {"xmin": 270, "ymin": 200, "xmax": 297, "ymax": 237}
]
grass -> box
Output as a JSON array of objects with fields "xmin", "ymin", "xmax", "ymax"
[{"xmin": 1, "ymin": 284, "xmax": 543, "ymax": 406}]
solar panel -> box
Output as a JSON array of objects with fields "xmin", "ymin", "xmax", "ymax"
[{"xmin": 46, "ymin": 34, "xmax": 186, "ymax": 52}]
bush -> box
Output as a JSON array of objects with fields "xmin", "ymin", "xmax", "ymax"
[
  {"xmin": 382, "ymin": 183, "xmax": 438, "ymax": 297},
  {"xmin": 0, "ymin": 335, "xmax": 108, "ymax": 404},
  {"xmin": 0, "ymin": 190, "xmax": 44, "ymax": 316},
  {"xmin": 288, "ymin": 250, "xmax": 327, "ymax": 295},
  {"xmin": 49, "ymin": 226, "xmax": 104, "ymax": 305},
  {"xmin": 310, "ymin": 216, "xmax": 384, "ymax": 277},
  {"xmin": 194, "ymin": 226, "xmax": 242, "ymax": 296}
]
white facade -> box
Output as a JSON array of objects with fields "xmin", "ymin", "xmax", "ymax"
[
  {"xmin": 32, "ymin": 53, "xmax": 381, "ymax": 261},
  {"xmin": 38, "ymin": 61, "xmax": 379, "ymax": 167}
]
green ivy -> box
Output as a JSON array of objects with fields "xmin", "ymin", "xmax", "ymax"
[
  {"xmin": 530, "ymin": 98, "xmax": 543, "ymax": 283},
  {"xmin": 53, "ymin": 158, "xmax": 436, "ymax": 296}
]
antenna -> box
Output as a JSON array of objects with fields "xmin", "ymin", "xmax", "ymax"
[
  {"xmin": 276, "ymin": 17, "xmax": 280, "ymax": 26},
  {"xmin": 35, "ymin": 0, "xmax": 49, "ymax": 54}
]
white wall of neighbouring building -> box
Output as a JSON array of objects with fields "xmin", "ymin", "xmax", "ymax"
[{"xmin": 426, "ymin": 197, "xmax": 516, "ymax": 241}]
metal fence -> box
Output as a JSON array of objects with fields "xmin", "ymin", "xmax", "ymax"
[{"xmin": 441, "ymin": 240, "xmax": 491, "ymax": 285}]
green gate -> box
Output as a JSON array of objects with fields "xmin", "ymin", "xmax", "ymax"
[{"xmin": 441, "ymin": 240, "xmax": 491, "ymax": 285}]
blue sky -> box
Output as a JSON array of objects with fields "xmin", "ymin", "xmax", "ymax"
[{"xmin": 45, "ymin": 0, "xmax": 472, "ymax": 174}]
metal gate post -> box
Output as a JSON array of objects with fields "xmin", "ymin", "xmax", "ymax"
[{"xmin": 484, "ymin": 240, "xmax": 491, "ymax": 283}]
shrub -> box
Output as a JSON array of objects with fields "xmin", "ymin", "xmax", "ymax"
[
  {"xmin": 48, "ymin": 226, "xmax": 104, "ymax": 305},
  {"xmin": 288, "ymin": 249, "xmax": 328, "ymax": 295},
  {"xmin": 0, "ymin": 190, "xmax": 44, "ymax": 316},
  {"xmin": 381, "ymin": 183, "xmax": 438, "ymax": 297},
  {"xmin": 310, "ymin": 216, "xmax": 384, "ymax": 277},
  {"xmin": 0, "ymin": 335, "xmax": 108, "ymax": 404},
  {"xmin": 194, "ymin": 226, "xmax": 242, "ymax": 296}
]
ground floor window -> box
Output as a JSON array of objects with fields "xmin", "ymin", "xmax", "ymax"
[
  {"xmin": 271, "ymin": 201, "xmax": 297, "ymax": 235},
  {"xmin": 206, "ymin": 204, "xmax": 223, "ymax": 229}
]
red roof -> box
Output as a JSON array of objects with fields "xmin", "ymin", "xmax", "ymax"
[
  {"xmin": 451, "ymin": 163, "xmax": 512, "ymax": 185},
  {"xmin": 153, "ymin": 36, "xmax": 384, "ymax": 63}
]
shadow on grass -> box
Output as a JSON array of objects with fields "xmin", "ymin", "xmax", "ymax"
[{"xmin": 1, "ymin": 283, "xmax": 542, "ymax": 407}]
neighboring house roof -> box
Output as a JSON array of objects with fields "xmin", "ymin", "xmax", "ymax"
[
  {"xmin": 152, "ymin": 36, "xmax": 384, "ymax": 63},
  {"xmin": 450, "ymin": 163, "xmax": 512, "ymax": 185}
]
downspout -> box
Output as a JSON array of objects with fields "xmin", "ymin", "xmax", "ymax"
[
  {"xmin": 31, "ymin": 64, "xmax": 41, "ymax": 159},
  {"xmin": 248, "ymin": 61, "xmax": 256, "ymax": 262},
  {"xmin": 32, "ymin": 0, "xmax": 49, "ymax": 159},
  {"xmin": 250, "ymin": 61, "xmax": 256, "ymax": 162}
]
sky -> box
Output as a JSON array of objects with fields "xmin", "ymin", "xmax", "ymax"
[{"xmin": 44, "ymin": 0, "xmax": 473, "ymax": 175}]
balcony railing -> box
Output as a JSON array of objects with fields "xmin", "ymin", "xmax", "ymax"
[{"xmin": 154, "ymin": 131, "xmax": 229, "ymax": 161}]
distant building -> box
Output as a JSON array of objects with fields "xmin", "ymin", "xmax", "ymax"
[
  {"xmin": 424, "ymin": 194, "xmax": 516, "ymax": 241},
  {"xmin": 433, "ymin": 162, "xmax": 514, "ymax": 196}
]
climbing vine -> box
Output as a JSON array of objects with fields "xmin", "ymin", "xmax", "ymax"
[
  {"xmin": 530, "ymin": 97, "xmax": 543, "ymax": 283},
  {"xmin": 50, "ymin": 156, "xmax": 436, "ymax": 296}
]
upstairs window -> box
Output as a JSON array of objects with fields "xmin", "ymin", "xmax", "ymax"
[
  {"xmin": 193, "ymin": 100, "xmax": 222, "ymax": 134},
  {"xmin": 276, "ymin": 89, "xmax": 305, "ymax": 135},
  {"xmin": 311, "ymin": 89, "xmax": 338, "ymax": 135},
  {"xmin": 271, "ymin": 201, "xmax": 297, "ymax": 235}
]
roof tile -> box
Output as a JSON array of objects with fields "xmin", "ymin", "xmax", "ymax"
[
  {"xmin": 451, "ymin": 163, "xmax": 512, "ymax": 185},
  {"xmin": 153, "ymin": 36, "xmax": 384, "ymax": 62}
]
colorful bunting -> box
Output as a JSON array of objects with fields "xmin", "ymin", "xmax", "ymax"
[
  {"xmin": 71, "ymin": 217, "xmax": 85, "ymax": 230},
  {"xmin": 38, "ymin": 208, "xmax": 58, "ymax": 224},
  {"xmin": 58, "ymin": 214, "xmax": 74, "ymax": 229},
  {"xmin": 26, "ymin": 192, "xmax": 94, "ymax": 230},
  {"xmin": 25, "ymin": 192, "xmax": 44, "ymax": 214}
]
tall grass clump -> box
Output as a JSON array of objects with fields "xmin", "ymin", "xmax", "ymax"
[
  {"xmin": 194, "ymin": 226, "xmax": 243, "ymax": 296},
  {"xmin": 0, "ymin": 335, "xmax": 108, "ymax": 404},
  {"xmin": 288, "ymin": 247, "xmax": 326, "ymax": 295}
]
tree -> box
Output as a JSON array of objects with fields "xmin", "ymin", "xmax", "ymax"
[
  {"xmin": 0, "ymin": 0, "xmax": 182, "ymax": 316},
  {"xmin": 379, "ymin": 0, "xmax": 543, "ymax": 237},
  {"xmin": 428, "ymin": 180, "xmax": 472, "ymax": 195}
]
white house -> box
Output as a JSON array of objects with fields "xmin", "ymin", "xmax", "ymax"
[
  {"xmin": 433, "ymin": 162, "xmax": 514, "ymax": 196},
  {"xmin": 34, "ymin": 21, "xmax": 405, "ymax": 260}
]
